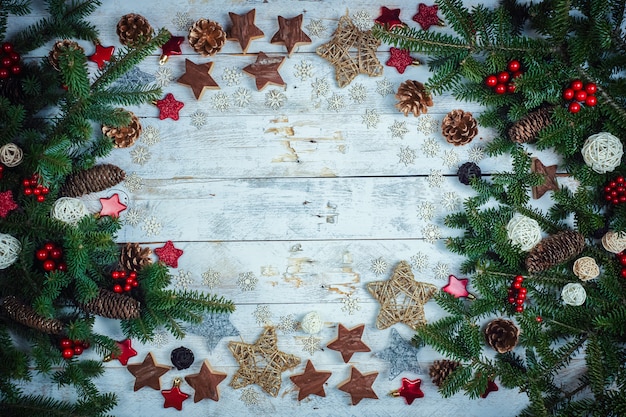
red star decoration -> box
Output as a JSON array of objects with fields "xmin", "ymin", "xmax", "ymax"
[
  {"xmin": 412, "ymin": 3, "xmax": 443, "ymax": 30},
  {"xmin": 386, "ymin": 47, "xmax": 418, "ymax": 74},
  {"xmin": 442, "ymin": 275, "xmax": 475, "ymax": 299},
  {"xmin": 0, "ymin": 190, "xmax": 18, "ymax": 218},
  {"xmin": 154, "ymin": 240, "xmax": 184, "ymax": 268},
  {"xmin": 156, "ymin": 93, "xmax": 184, "ymax": 120},
  {"xmin": 481, "ymin": 380, "xmax": 499, "ymax": 398},
  {"xmin": 375, "ymin": 6, "xmax": 405, "ymax": 30},
  {"xmin": 160, "ymin": 36, "xmax": 185, "ymax": 64},
  {"xmin": 99, "ymin": 193, "xmax": 127, "ymax": 217},
  {"xmin": 89, "ymin": 43, "xmax": 115, "ymax": 69},
  {"xmin": 162, "ymin": 378, "xmax": 190, "ymax": 411},
  {"xmin": 110, "ymin": 339, "xmax": 137, "ymax": 366},
  {"xmin": 394, "ymin": 377, "xmax": 424, "ymax": 405}
]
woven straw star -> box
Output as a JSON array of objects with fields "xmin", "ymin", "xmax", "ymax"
[{"xmin": 367, "ymin": 260, "xmax": 437, "ymax": 330}]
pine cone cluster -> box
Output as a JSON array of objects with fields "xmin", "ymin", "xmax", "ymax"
[
  {"xmin": 0, "ymin": 296, "xmax": 64, "ymax": 335},
  {"xmin": 508, "ymin": 107, "xmax": 553, "ymax": 144},
  {"xmin": 48, "ymin": 40, "xmax": 84, "ymax": 71},
  {"xmin": 442, "ymin": 109, "xmax": 478, "ymax": 146},
  {"xmin": 395, "ymin": 80, "xmax": 433, "ymax": 117},
  {"xmin": 526, "ymin": 230, "xmax": 585, "ymax": 273},
  {"xmin": 188, "ymin": 19, "xmax": 226, "ymax": 56},
  {"xmin": 102, "ymin": 111, "xmax": 142, "ymax": 148},
  {"xmin": 485, "ymin": 318, "xmax": 519, "ymax": 353},
  {"xmin": 116, "ymin": 13, "xmax": 153, "ymax": 46},
  {"xmin": 429, "ymin": 359, "xmax": 461, "ymax": 387},
  {"xmin": 80, "ymin": 289, "xmax": 140, "ymax": 320},
  {"xmin": 120, "ymin": 242, "xmax": 152, "ymax": 273},
  {"xmin": 60, "ymin": 164, "xmax": 125, "ymax": 197}
]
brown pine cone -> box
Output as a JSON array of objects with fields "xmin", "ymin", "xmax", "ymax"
[
  {"xmin": 508, "ymin": 107, "xmax": 553, "ymax": 144},
  {"xmin": 102, "ymin": 110, "xmax": 142, "ymax": 148},
  {"xmin": 395, "ymin": 80, "xmax": 433, "ymax": 117},
  {"xmin": 188, "ymin": 19, "xmax": 226, "ymax": 56},
  {"xmin": 48, "ymin": 40, "xmax": 85, "ymax": 71},
  {"xmin": 429, "ymin": 359, "xmax": 461, "ymax": 387},
  {"xmin": 0, "ymin": 296, "xmax": 65, "ymax": 335},
  {"xmin": 526, "ymin": 230, "xmax": 585, "ymax": 273},
  {"xmin": 60, "ymin": 164, "xmax": 126, "ymax": 198},
  {"xmin": 442, "ymin": 109, "xmax": 478, "ymax": 146},
  {"xmin": 80, "ymin": 288, "xmax": 141, "ymax": 320},
  {"xmin": 485, "ymin": 318, "xmax": 519, "ymax": 353},
  {"xmin": 119, "ymin": 242, "xmax": 152, "ymax": 273},
  {"xmin": 116, "ymin": 13, "xmax": 153, "ymax": 46}
]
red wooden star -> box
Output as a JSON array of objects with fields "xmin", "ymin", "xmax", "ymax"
[
  {"xmin": 99, "ymin": 193, "xmax": 127, "ymax": 217},
  {"xmin": 0, "ymin": 190, "xmax": 18, "ymax": 218},
  {"xmin": 109, "ymin": 339, "xmax": 137, "ymax": 366},
  {"xmin": 89, "ymin": 43, "xmax": 115, "ymax": 69},
  {"xmin": 154, "ymin": 240, "xmax": 183, "ymax": 268},
  {"xmin": 481, "ymin": 380, "xmax": 499, "ymax": 398},
  {"xmin": 442, "ymin": 275, "xmax": 475, "ymax": 299},
  {"xmin": 375, "ymin": 6, "xmax": 405, "ymax": 30},
  {"xmin": 386, "ymin": 47, "xmax": 419, "ymax": 74},
  {"xmin": 243, "ymin": 52, "xmax": 285, "ymax": 91},
  {"xmin": 412, "ymin": 3, "xmax": 444, "ymax": 30},
  {"xmin": 156, "ymin": 93, "xmax": 184, "ymax": 120},
  {"xmin": 392, "ymin": 377, "xmax": 424, "ymax": 405},
  {"xmin": 160, "ymin": 36, "xmax": 185, "ymax": 64},
  {"xmin": 162, "ymin": 378, "xmax": 190, "ymax": 410}
]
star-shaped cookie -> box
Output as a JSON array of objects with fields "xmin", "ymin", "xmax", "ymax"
[
  {"xmin": 531, "ymin": 157, "xmax": 559, "ymax": 199},
  {"xmin": 127, "ymin": 352, "xmax": 171, "ymax": 391},
  {"xmin": 242, "ymin": 52, "xmax": 285, "ymax": 90},
  {"xmin": 270, "ymin": 14, "xmax": 311, "ymax": 56},
  {"xmin": 177, "ymin": 59, "xmax": 219, "ymax": 99},
  {"xmin": 228, "ymin": 9, "xmax": 264, "ymax": 53},
  {"xmin": 327, "ymin": 323, "xmax": 370, "ymax": 363},
  {"xmin": 337, "ymin": 366, "xmax": 379, "ymax": 405},
  {"xmin": 184, "ymin": 360, "xmax": 227, "ymax": 403},
  {"xmin": 289, "ymin": 360, "xmax": 332, "ymax": 401}
]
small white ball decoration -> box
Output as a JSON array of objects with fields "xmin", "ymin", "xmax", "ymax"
[
  {"xmin": 51, "ymin": 197, "xmax": 89, "ymax": 225},
  {"xmin": 301, "ymin": 311, "xmax": 323, "ymax": 334},
  {"xmin": 561, "ymin": 283, "xmax": 586, "ymax": 306},
  {"xmin": 0, "ymin": 233, "xmax": 21, "ymax": 269},
  {"xmin": 0, "ymin": 143, "xmax": 23, "ymax": 167},
  {"xmin": 581, "ymin": 132, "xmax": 623, "ymax": 174},
  {"xmin": 506, "ymin": 213, "xmax": 542, "ymax": 251}
]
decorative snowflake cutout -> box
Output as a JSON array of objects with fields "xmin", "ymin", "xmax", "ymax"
[
  {"xmin": 352, "ymin": 10, "xmax": 373, "ymax": 31},
  {"xmin": 277, "ymin": 314, "xmax": 298, "ymax": 334},
  {"xmin": 253, "ymin": 304, "xmax": 272, "ymax": 326},
  {"xmin": 416, "ymin": 114, "xmax": 439, "ymax": 135},
  {"xmin": 441, "ymin": 191, "xmax": 461, "ymax": 211},
  {"xmin": 151, "ymin": 329, "xmax": 169, "ymax": 348},
  {"xmin": 398, "ymin": 146, "xmax": 416, "ymax": 166},
  {"xmin": 265, "ymin": 89, "xmax": 286, "ymax": 110},
  {"xmin": 301, "ymin": 335, "xmax": 322, "ymax": 356},
  {"xmin": 361, "ymin": 108, "xmax": 380, "ymax": 129},
  {"xmin": 370, "ymin": 257, "xmax": 388, "ymax": 275},
  {"xmin": 376, "ymin": 78, "xmax": 394, "ymax": 96},
  {"xmin": 442, "ymin": 149, "xmax": 460, "ymax": 168},
  {"xmin": 130, "ymin": 146, "xmax": 151, "ymax": 165},
  {"xmin": 433, "ymin": 262, "xmax": 450, "ymax": 280},
  {"xmin": 190, "ymin": 109, "xmax": 207, "ymax": 129},
  {"xmin": 240, "ymin": 387, "xmax": 261, "ymax": 406},
  {"xmin": 124, "ymin": 207, "xmax": 144, "ymax": 226},
  {"xmin": 141, "ymin": 216, "xmax": 162, "ymax": 237},
  {"xmin": 201, "ymin": 268, "xmax": 221, "ymax": 289},
  {"xmin": 311, "ymin": 78, "xmax": 330, "ymax": 97},
  {"xmin": 410, "ymin": 252, "xmax": 429, "ymax": 271},
  {"xmin": 233, "ymin": 87, "xmax": 252, "ymax": 107},
  {"xmin": 468, "ymin": 145, "xmax": 485, "ymax": 163},
  {"xmin": 389, "ymin": 120, "xmax": 409, "ymax": 139},
  {"xmin": 421, "ymin": 137, "xmax": 440, "ymax": 157},
  {"xmin": 211, "ymin": 91, "xmax": 231, "ymax": 112},
  {"xmin": 349, "ymin": 83, "xmax": 367, "ymax": 103},
  {"xmin": 327, "ymin": 93, "xmax": 346, "ymax": 112},
  {"xmin": 172, "ymin": 11, "xmax": 193, "ymax": 32},
  {"xmin": 154, "ymin": 66, "xmax": 173, "ymax": 87},
  {"xmin": 141, "ymin": 125, "xmax": 161, "ymax": 145},
  {"xmin": 417, "ymin": 201, "xmax": 436, "ymax": 221},
  {"xmin": 293, "ymin": 60, "xmax": 314, "ymax": 81},
  {"xmin": 427, "ymin": 169, "xmax": 444, "ymax": 188},
  {"xmin": 422, "ymin": 223, "xmax": 442, "ymax": 244},
  {"xmin": 237, "ymin": 271, "xmax": 258, "ymax": 292},
  {"xmin": 124, "ymin": 172, "xmax": 143, "ymax": 192},
  {"xmin": 174, "ymin": 269, "xmax": 193, "ymax": 289},
  {"xmin": 306, "ymin": 19, "xmax": 327, "ymax": 37},
  {"xmin": 222, "ymin": 66, "xmax": 243, "ymax": 86},
  {"xmin": 341, "ymin": 293, "xmax": 361, "ymax": 315}
]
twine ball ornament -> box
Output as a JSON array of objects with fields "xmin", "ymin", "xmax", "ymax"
[
  {"xmin": 506, "ymin": 213, "xmax": 542, "ymax": 251},
  {"xmin": 572, "ymin": 257, "xmax": 600, "ymax": 281},
  {"xmin": 51, "ymin": 197, "xmax": 89, "ymax": 225},
  {"xmin": 457, "ymin": 162, "xmax": 482, "ymax": 185},
  {"xmin": 601, "ymin": 230, "xmax": 626, "ymax": 254},
  {"xmin": 0, "ymin": 233, "xmax": 21, "ymax": 269},
  {"xmin": 301, "ymin": 311, "xmax": 323, "ymax": 334},
  {"xmin": 561, "ymin": 283, "xmax": 586, "ymax": 306},
  {"xmin": 581, "ymin": 132, "xmax": 623, "ymax": 174},
  {"xmin": 0, "ymin": 143, "xmax": 23, "ymax": 167}
]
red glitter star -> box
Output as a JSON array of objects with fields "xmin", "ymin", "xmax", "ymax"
[
  {"xmin": 99, "ymin": 193, "xmax": 127, "ymax": 217},
  {"xmin": 412, "ymin": 3, "xmax": 443, "ymax": 30},
  {"xmin": 162, "ymin": 378, "xmax": 190, "ymax": 410},
  {"xmin": 156, "ymin": 93, "xmax": 184, "ymax": 121},
  {"xmin": 160, "ymin": 36, "xmax": 185, "ymax": 64},
  {"xmin": 0, "ymin": 190, "xmax": 18, "ymax": 218},
  {"xmin": 394, "ymin": 377, "xmax": 424, "ymax": 405},
  {"xmin": 481, "ymin": 380, "xmax": 499, "ymax": 398},
  {"xmin": 442, "ymin": 274, "xmax": 475, "ymax": 299},
  {"xmin": 89, "ymin": 43, "xmax": 115, "ymax": 69},
  {"xmin": 110, "ymin": 339, "xmax": 138, "ymax": 366},
  {"xmin": 386, "ymin": 47, "xmax": 418, "ymax": 74},
  {"xmin": 154, "ymin": 240, "xmax": 183, "ymax": 268},
  {"xmin": 375, "ymin": 6, "xmax": 405, "ymax": 30}
]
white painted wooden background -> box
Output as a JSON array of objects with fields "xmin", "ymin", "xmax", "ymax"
[{"xmin": 8, "ymin": 1, "xmax": 575, "ymax": 415}]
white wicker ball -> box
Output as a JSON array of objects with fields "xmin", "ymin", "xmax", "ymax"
[
  {"xmin": 51, "ymin": 197, "xmax": 89, "ymax": 225},
  {"xmin": 0, "ymin": 233, "xmax": 21, "ymax": 269},
  {"xmin": 601, "ymin": 230, "xmax": 626, "ymax": 254},
  {"xmin": 506, "ymin": 213, "xmax": 542, "ymax": 251},
  {"xmin": 301, "ymin": 311, "xmax": 323, "ymax": 334},
  {"xmin": 581, "ymin": 132, "xmax": 623, "ymax": 174},
  {"xmin": 573, "ymin": 257, "xmax": 600, "ymax": 281},
  {"xmin": 561, "ymin": 283, "xmax": 586, "ymax": 306},
  {"xmin": 0, "ymin": 143, "xmax": 23, "ymax": 167}
]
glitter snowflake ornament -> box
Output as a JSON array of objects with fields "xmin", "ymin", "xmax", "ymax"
[
  {"xmin": 352, "ymin": 10, "xmax": 373, "ymax": 31},
  {"xmin": 349, "ymin": 83, "xmax": 367, "ymax": 103},
  {"xmin": 410, "ymin": 252, "xmax": 429, "ymax": 271},
  {"xmin": 417, "ymin": 115, "xmax": 439, "ymax": 135},
  {"xmin": 238, "ymin": 271, "xmax": 258, "ymax": 291},
  {"xmin": 174, "ymin": 269, "xmax": 193, "ymax": 289},
  {"xmin": 433, "ymin": 262, "xmax": 450, "ymax": 279},
  {"xmin": 151, "ymin": 329, "xmax": 169, "ymax": 348},
  {"xmin": 293, "ymin": 60, "xmax": 314, "ymax": 81},
  {"xmin": 130, "ymin": 146, "xmax": 151, "ymax": 165},
  {"xmin": 467, "ymin": 145, "xmax": 485, "ymax": 163},
  {"xmin": 371, "ymin": 257, "xmax": 388, "ymax": 275},
  {"xmin": 141, "ymin": 125, "xmax": 161, "ymax": 145},
  {"xmin": 253, "ymin": 305, "xmax": 272, "ymax": 326},
  {"xmin": 265, "ymin": 89, "xmax": 286, "ymax": 110},
  {"xmin": 172, "ymin": 11, "xmax": 193, "ymax": 32},
  {"xmin": 306, "ymin": 19, "xmax": 327, "ymax": 37},
  {"xmin": 277, "ymin": 314, "xmax": 298, "ymax": 334},
  {"xmin": 327, "ymin": 93, "xmax": 346, "ymax": 112},
  {"xmin": 155, "ymin": 66, "xmax": 174, "ymax": 87},
  {"xmin": 442, "ymin": 149, "xmax": 460, "ymax": 168},
  {"xmin": 376, "ymin": 78, "xmax": 394, "ymax": 96},
  {"xmin": 301, "ymin": 335, "xmax": 322, "ymax": 356},
  {"xmin": 211, "ymin": 92, "xmax": 231, "ymax": 112},
  {"xmin": 417, "ymin": 201, "xmax": 436, "ymax": 221},
  {"xmin": 389, "ymin": 120, "xmax": 409, "ymax": 139},
  {"xmin": 341, "ymin": 293, "xmax": 361, "ymax": 315},
  {"xmin": 362, "ymin": 108, "xmax": 380, "ymax": 129},
  {"xmin": 421, "ymin": 137, "xmax": 440, "ymax": 157},
  {"xmin": 441, "ymin": 191, "xmax": 461, "ymax": 211},
  {"xmin": 398, "ymin": 146, "xmax": 417, "ymax": 166},
  {"xmin": 233, "ymin": 87, "xmax": 252, "ymax": 107},
  {"xmin": 222, "ymin": 67, "xmax": 243, "ymax": 86},
  {"xmin": 124, "ymin": 172, "xmax": 143, "ymax": 192},
  {"xmin": 422, "ymin": 224, "xmax": 442, "ymax": 244},
  {"xmin": 202, "ymin": 268, "xmax": 221, "ymax": 289},
  {"xmin": 124, "ymin": 207, "xmax": 144, "ymax": 226},
  {"xmin": 240, "ymin": 387, "xmax": 261, "ymax": 406},
  {"xmin": 311, "ymin": 78, "xmax": 330, "ymax": 97},
  {"xmin": 427, "ymin": 169, "xmax": 444, "ymax": 188},
  {"xmin": 190, "ymin": 110, "xmax": 207, "ymax": 129},
  {"xmin": 141, "ymin": 216, "xmax": 162, "ymax": 237}
]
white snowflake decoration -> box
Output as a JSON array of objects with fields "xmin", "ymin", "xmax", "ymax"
[
  {"xmin": 130, "ymin": 146, "xmax": 150, "ymax": 165},
  {"xmin": 151, "ymin": 329, "xmax": 169, "ymax": 348},
  {"xmin": 376, "ymin": 78, "xmax": 394, "ymax": 96},
  {"xmin": 410, "ymin": 252, "xmax": 429, "ymax": 271},
  {"xmin": 349, "ymin": 83, "xmax": 367, "ymax": 103},
  {"xmin": 422, "ymin": 223, "xmax": 442, "ymax": 244},
  {"xmin": 293, "ymin": 60, "xmax": 314, "ymax": 81},
  {"xmin": 362, "ymin": 108, "xmax": 380, "ymax": 129},
  {"xmin": 427, "ymin": 169, "xmax": 444, "ymax": 188},
  {"xmin": 306, "ymin": 19, "xmax": 327, "ymax": 37},
  {"xmin": 190, "ymin": 109, "xmax": 207, "ymax": 130},
  {"xmin": 398, "ymin": 146, "xmax": 416, "ymax": 166},
  {"xmin": 433, "ymin": 262, "xmax": 450, "ymax": 279},
  {"xmin": 253, "ymin": 304, "xmax": 272, "ymax": 326},
  {"xmin": 222, "ymin": 67, "xmax": 243, "ymax": 86},
  {"xmin": 442, "ymin": 149, "xmax": 460, "ymax": 168},
  {"xmin": 211, "ymin": 92, "xmax": 231, "ymax": 112},
  {"xmin": 417, "ymin": 201, "xmax": 436, "ymax": 221},
  {"xmin": 265, "ymin": 89, "xmax": 286, "ymax": 110},
  {"xmin": 124, "ymin": 172, "xmax": 143, "ymax": 192},
  {"xmin": 421, "ymin": 137, "xmax": 440, "ymax": 157},
  {"xmin": 233, "ymin": 87, "xmax": 252, "ymax": 107},
  {"xmin": 141, "ymin": 125, "xmax": 161, "ymax": 145},
  {"xmin": 277, "ymin": 314, "xmax": 298, "ymax": 334},
  {"xmin": 352, "ymin": 10, "xmax": 373, "ymax": 31},
  {"xmin": 238, "ymin": 271, "xmax": 258, "ymax": 291},
  {"xmin": 240, "ymin": 387, "xmax": 261, "ymax": 406},
  {"xmin": 341, "ymin": 294, "xmax": 361, "ymax": 315},
  {"xmin": 311, "ymin": 78, "xmax": 330, "ymax": 97},
  {"xmin": 124, "ymin": 207, "xmax": 143, "ymax": 226},
  {"xmin": 389, "ymin": 120, "xmax": 409, "ymax": 139},
  {"xmin": 174, "ymin": 269, "xmax": 193, "ymax": 289},
  {"xmin": 154, "ymin": 67, "xmax": 173, "ymax": 87},
  {"xmin": 201, "ymin": 268, "xmax": 221, "ymax": 289},
  {"xmin": 417, "ymin": 114, "xmax": 439, "ymax": 135},
  {"xmin": 141, "ymin": 216, "xmax": 162, "ymax": 237},
  {"xmin": 441, "ymin": 191, "xmax": 461, "ymax": 211},
  {"xmin": 172, "ymin": 12, "xmax": 193, "ymax": 32},
  {"xmin": 301, "ymin": 335, "xmax": 321, "ymax": 356},
  {"xmin": 370, "ymin": 257, "xmax": 388, "ymax": 275},
  {"xmin": 327, "ymin": 93, "xmax": 345, "ymax": 112},
  {"xmin": 468, "ymin": 145, "xmax": 485, "ymax": 163}
]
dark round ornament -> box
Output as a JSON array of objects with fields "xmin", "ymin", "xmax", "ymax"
[
  {"xmin": 170, "ymin": 346, "xmax": 194, "ymax": 370},
  {"xmin": 457, "ymin": 162, "xmax": 482, "ymax": 185}
]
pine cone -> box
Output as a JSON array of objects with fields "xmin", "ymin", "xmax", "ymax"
[
  {"xmin": 116, "ymin": 13, "xmax": 153, "ymax": 46},
  {"xmin": 80, "ymin": 288, "xmax": 140, "ymax": 320},
  {"xmin": 60, "ymin": 164, "xmax": 126, "ymax": 198},
  {"xmin": 485, "ymin": 318, "xmax": 519, "ymax": 353},
  {"xmin": 102, "ymin": 111, "xmax": 142, "ymax": 148},
  {"xmin": 48, "ymin": 40, "xmax": 84, "ymax": 71},
  {"xmin": 395, "ymin": 80, "xmax": 433, "ymax": 117},
  {"xmin": 442, "ymin": 109, "xmax": 478, "ymax": 146},
  {"xmin": 508, "ymin": 107, "xmax": 553, "ymax": 144},
  {"xmin": 429, "ymin": 359, "xmax": 461, "ymax": 388},
  {"xmin": 525, "ymin": 230, "xmax": 586, "ymax": 273},
  {"xmin": 0, "ymin": 296, "xmax": 64, "ymax": 335},
  {"xmin": 119, "ymin": 242, "xmax": 152, "ymax": 273},
  {"xmin": 188, "ymin": 19, "xmax": 226, "ymax": 56}
]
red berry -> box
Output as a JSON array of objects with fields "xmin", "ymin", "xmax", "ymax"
[
  {"xmin": 536, "ymin": 316, "xmax": 543, "ymax": 323},
  {"xmin": 485, "ymin": 75, "xmax": 498, "ymax": 87},
  {"xmin": 36, "ymin": 249, "xmax": 49, "ymax": 261},
  {"xmin": 36, "ymin": 195, "xmax": 45, "ymax": 202},
  {"xmin": 497, "ymin": 71, "xmax": 510, "ymax": 83},
  {"xmin": 33, "ymin": 187, "xmax": 41, "ymax": 196},
  {"xmin": 568, "ymin": 101, "xmax": 581, "ymax": 113},
  {"xmin": 506, "ymin": 83, "xmax": 516, "ymax": 93},
  {"xmin": 112, "ymin": 271, "xmax": 120, "ymax": 279},
  {"xmin": 49, "ymin": 248, "xmax": 62, "ymax": 260},
  {"xmin": 494, "ymin": 83, "xmax": 507, "ymax": 94},
  {"xmin": 562, "ymin": 88, "xmax": 575, "ymax": 100},
  {"xmin": 515, "ymin": 275, "xmax": 524, "ymax": 282},
  {"xmin": 44, "ymin": 243, "xmax": 55, "ymax": 251},
  {"xmin": 618, "ymin": 177, "xmax": 625, "ymax": 183},
  {"xmin": 2, "ymin": 42, "xmax": 14, "ymax": 53},
  {"xmin": 60, "ymin": 338, "xmax": 73, "ymax": 349},
  {"xmin": 57, "ymin": 262, "xmax": 67, "ymax": 272},
  {"xmin": 1, "ymin": 57, "xmax": 12, "ymax": 68},
  {"xmin": 113, "ymin": 284, "xmax": 123, "ymax": 293},
  {"xmin": 507, "ymin": 60, "xmax": 521, "ymax": 72},
  {"xmin": 620, "ymin": 269, "xmax": 626, "ymax": 278},
  {"xmin": 515, "ymin": 305, "xmax": 524, "ymax": 313},
  {"xmin": 23, "ymin": 187, "xmax": 33, "ymax": 195},
  {"xmin": 8, "ymin": 52, "xmax": 20, "ymax": 63},
  {"xmin": 41, "ymin": 186, "xmax": 49, "ymax": 195},
  {"xmin": 585, "ymin": 95, "xmax": 597, "ymax": 107},
  {"xmin": 575, "ymin": 90, "xmax": 587, "ymax": 102},
  {"xmin": 585, "ymin": 83, "xmax": 597, "ymax": 94},
  {"xmin": 0, "ymin": 68, "xmax": 9, "ymax": 79},
  {"xmin": 131, "ymin": 280, "xmax": 139, "ymax": 287},
  {"xmin": 43, "ymin": 260, "xmax": 56, "ymax": 271},
  {"xmin": 512, "ymin": 71, "xmax": 523, "ymax": 79},
  {"xmin": 10, "ymin": 65, "xmax": 21, "ymax": 76},
  {"xmin": 73, "ymin": 346, "xmax": 83, "ymax": 355},
  {"xmin": 129, "ymin": 272, "xmax": 137, "ymax": 279},
  {"xmin": 62, "ymin": 348, "xmax": 74, "ymax": 359},
  {"xmin": 126, "ymin": 277, "xmax": 134, "ymax": 285},
  {"xmin": 508, "ymin": 297, "xmax": 516, "ymax": 304},
  {"xmin": 30, "ymin": 178, "xmax": 37, "ymax": 186},
  {"xmin": 570, "ymin": 79, "xmax": 583, "ymax": 90},
  {"xmin": 516, "ymin": 298, "xmax": 525, "ymax": 305},
  {"xmin": 81, "ymin": 341, "xmax": 90, "ymax": 349},
  {"xmin": 513, "ymin": 281, "xmax": 522, "ymax": 289}
]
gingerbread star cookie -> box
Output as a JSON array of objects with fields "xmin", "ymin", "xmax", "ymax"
[
  {"xmin": 127, "ymin": 352, "xmax": 171, "ymax": 391},
  {"xmin": 327, "ymin": 323, "xmax": 370, "ymax": 363},
  {"xmin": 338, "ymin": 366, "xmax": 379, "ymax": 405},
  {"xmin": 242, "ymin": 52, "xmax": 285, "ymax": 90},
  {"xmin": 289, "ymin": 360, "xmax": 332, "ymax": 401},
  {"xmin": 228, "ymin": 9, "xmax": 264, "ymax": 53},
  {"xmin": 184, "ymin": 360, "xmax": 227, "ymax": 403},
  {"xmin": 177, "ymin": 59, "xmax": 219, "ymax": 100},
  {"xmin": 270, "ymin": 14, "xmax": 311, "ymax": 56}
]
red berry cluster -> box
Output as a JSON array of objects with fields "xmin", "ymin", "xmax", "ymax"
[
  {"xmin": 22, "ymin": 174, "xmax": 50, "ymax": 202},
  {"xmin": 60, "ymin": 338, "xmax": 90, "ymax": 359},
  {"xmin": 36, "ymin": 242, "xmax": 67, "ymax": 272},
  {"xmin": 616, "ymin": 250, "xmax": 626, "ymax": 279},
  {"xmin": 0, "ymin": 42, "xmax": 21, "ymax": 79},
  {"xmin": 485, "ymin": 60, "xmax": 523, "ymax": 94},
  {"xmin": 603, "ymin": 176, "xmax": 626, "ymax": 205},
  {"xmin": 507, "ymin": 275, "xmax": 528, "ymax": 313},
  {"xmin": 111, "ymin": 270, "xmax": 139, "ymax": 293},
  {"xmin": 562, "ymin": 80, "xmax": 597, "ymax": 113}
]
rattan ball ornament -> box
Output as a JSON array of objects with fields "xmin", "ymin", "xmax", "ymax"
[
  {"xmin": 0, "ymin": 233, "xmax": 21, "ymax": 269},
  {"xmin": 506, "ymin": 213, "xmax": 542, "ymax": 251},
  {"xmin": 601, "ymin": 230, "xmax": 626, "ymax": 254},
  {"xmin": 457, "ymin": 162, "xmax": 482, "ymax": 185},
  {"xmin": 301, "ymin": 311, "xmax": 323, "ymax": 334},
  {"xmin": 0, "ymin": 143, "xmax": 23, "ymax": 167},
  {"xmin": 51, "ymin": 197, "xmax": 89, "ymax": 225},
  {"xmin": 581, "ymin": 132, "xmax": 623, "ymax": 174},
  {"xmin": 572, "ymin": 257, "xmax": 599, "ymax": 281},
  {"xmin": 561, "ymin": 283, "xmax": 586, "ymax": 306}
]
